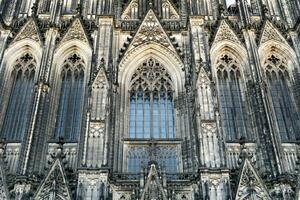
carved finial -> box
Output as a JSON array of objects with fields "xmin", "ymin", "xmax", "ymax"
[
  {"xmin": 149, "ymin": 0, "xmax": 153, "ymax": 8},
  {"xmin": 56, "ymin": 137, "xmax": 65, "ymax": 159},
  {"xmin": 100, "ymin": 58, "xmax": 105, "ymax": 68},
  {"xmin": 76, "ymin": 3, "xmax": 82, "ymax": 16},
  {"xmin": 238, "ymin": 137, "xmax": 251, "ymax": 165},
  {"xmin": 31, "ymin": 3, "xmax": 38, "ymax": 18}
]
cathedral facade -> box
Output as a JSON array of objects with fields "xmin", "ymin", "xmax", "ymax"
[{"xmin": 0, "ymin": 0, "xmax": 299, "ymax": 199}]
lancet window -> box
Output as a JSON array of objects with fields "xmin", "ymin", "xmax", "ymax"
[
  {"xmin": 1, "ymin": 53, "xmax": 36, "ymax": 141},
  {"xmin": 129, "ymin": 58, "xmax": 174, "ymax": 139},
  {"xmin": 216, "ymin": 54, "xmax": 249, "ymax": 141},
  {"xmin": 54, "ymin": 53, "xmax": 85, "ymax": 141},
  {"xmin": 264, "ymin": 55, "xmax": 299, "ymax": 141}
]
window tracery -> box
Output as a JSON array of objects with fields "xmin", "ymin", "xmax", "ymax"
[
  {"xmin": 129, "ymin": 58, "xmax": 174, "ymax": 139},
  {"xmin": 126, "ymin": 146, "xmax": 178, "ymax": 173},
  {"xmin": 1, "ymin": 53, "xmax": 36, "ymax": 141},
  {"xmin": 126, "ymin": 58, "xmax": 178, "ymax": 173},
  {"xmin": 264, "ymin": 54, "xmax": 299, "ymax": 140},
  {"xmin": 54, "ymin": 53, "xmax": 85, "ymax": 141},
  {"xmin": 216, "ymin": 54, "xmax": 249, "ymax": 141}
]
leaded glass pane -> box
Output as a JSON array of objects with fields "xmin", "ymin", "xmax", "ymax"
[
  {"xmin": 55, "ymin": 54, "xmax": 85, "ymax": 141},
  {"xmin": 265, "ymin": 56, "xmax": 300, "ymax": 140},
  {"xmin": 216, "ymin": 56, "xmax": 249, "ymax": 141},
  {"xmin": 129, "ymin": 58, "xmax": 174, "ymax": 139},
  {"xmin": 1, "ymin": 53, "xmax": 36, "ymax": 141}
]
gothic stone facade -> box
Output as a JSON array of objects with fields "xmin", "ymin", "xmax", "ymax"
[{"xmin": 0, "ymin": 0, "xmax": 300, "ymax": 199}]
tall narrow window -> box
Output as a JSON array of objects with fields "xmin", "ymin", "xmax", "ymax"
[
  {"xmin": 1, "ymin": 53, "xmax": 36, "ymax": 141},
  {"xmin": 55, "ymin": 53, "xmax": 85, "ymax": 141},
  {"xmin": 265, "ymin": 55, "xmax": 299, "ymax": 141},
  {"xmin": 129, "ymin": 58, "xmax": 174, "ymax": 139},
  {"xmin": 126, "ymin": 58, "xmax": 178, "ymax": 173},
  {"xmin": 216, "ymin": 54, "xmax": 248, "ymax": 141}
]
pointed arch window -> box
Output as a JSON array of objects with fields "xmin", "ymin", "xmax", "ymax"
[
  {"xmin": 1, "ymin": 53, "xmax": 36, "ymax": 141},
  {"xmin": 54, "ymin": 53, "xmax": 85, "ymax": 141},
  {"xmin": 265, "ymin": 55, "xmax": 299, "ymax": 141},
  {"xmin": 216, "ymin": 54, "xmax": 249, "ymax": 141},
  {"xmin": 129, "ymin": 58, "xmax": 174, "ymax": 139}
]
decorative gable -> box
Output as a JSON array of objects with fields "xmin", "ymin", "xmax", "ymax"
[
  {"xmin": 213, "ymin": 20, "xmax": 240, "ymax": 45},
  {"xmin": 60, "ymin": 18, "xmax": 89, "ymax": 45},
  {"xmin": 121, "ymin": 0, "xmax": 139, "ymax": 20},
  {"xmin": 235, "ymin": 159, "xmax": 271, "ymax": 200},
  {"xmin": 141, "ymin": 164, "xmax": 168, "ymax": 200},
  {"xmin": 128, "ymin": 9, "xmax": 175, "ymax": 52},
  {"xmin": 12, "ymin": 19, "xmax": 41, "ymax": 44},
  {"xmin": 197, "ymin": 67, "xmax": 211, "ymax": 86},
  {"xmin": 161, "ymin": 0, "xmax": 180, "ymax": 19},
  {"xmin": 34, "ymin": 159, "xmax": 72, "ymax": 200},
  {"xmin": 92, "ymin": 67, "xmax": 108, "ymax": 88},
  {"xmin": 260, "ymin": 21, "xmax": 288, "ymax": 45}
]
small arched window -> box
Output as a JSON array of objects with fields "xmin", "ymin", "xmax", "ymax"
[
  {"xmin": 265, "ymin": 55, "xmax": 299, "ymax": 141},
  {"xmin": 216, "ymin": 54, "xmax": 249, "ymax": 141},
  {"xmin": 128, "ymin": 58, "xmax": 174, "ymax": 139},
  {"xmin": 54, "ymin": 53, "xmax": 85, "ymax": 141},
  {"xmin": 1, "ymin": 53, "xmax": 36, "ymax": 140}
]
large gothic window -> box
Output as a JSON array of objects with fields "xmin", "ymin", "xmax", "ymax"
[
  {"xmin": 1, "ymin": 53, "xmax": 36, "ymax": 140},
  {"xmin": 265, "ymin": 55, "xmax": 299, "ymax": 141},
  {"xmin": 129, "ymin": 58, "xmax": 174, "ymax": 139},
  {"xmin": 54, "ymin": 54, "xmax": 85, "ymax": 141},
  {"xmin": 216, "ymin": 54, "xmax": 249, "ymax": 141},
  {"xmin": 126, "ymin": 58, "xmax": 178, "ymax": 173}
]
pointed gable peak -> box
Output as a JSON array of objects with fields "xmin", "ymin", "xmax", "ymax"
[
  {"xmin": 121, "ymin": 0, "xmax": 139, "ymax": 20},
  {"xmin": 141, "ymin": 164, "xmax": 168, "ymax": 200},
  {"xmin": 235, "ymin": 158, "xmax": 271, "ymax": 200},
  {"xmin": 60, "ymin": 18, "xmax": 89, "ymax": 45},
  {"xmin": 128, "ymin": 9, "xmax": 174, "ymax": 51},
  {"xmin": 213, "ymin": 20, "xmax": 240, "ymax": 45},
  {"xmin": 34, "ymin": 159, "xmax": 72, "ymax": 200},
  {"xmin": 92, "ymin": 66, "xmax": 108, "ymax": 88},
  {"xmin": 12, "ymin": 19, "xmax": 41, "ymax": 44},
  {"xmin": 197, "ymin": 67, "xmax": 211, "ymax": 86},
  {"xmin": 260, "ymin": 20, "xmax": 288, "ymax": 45}
]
